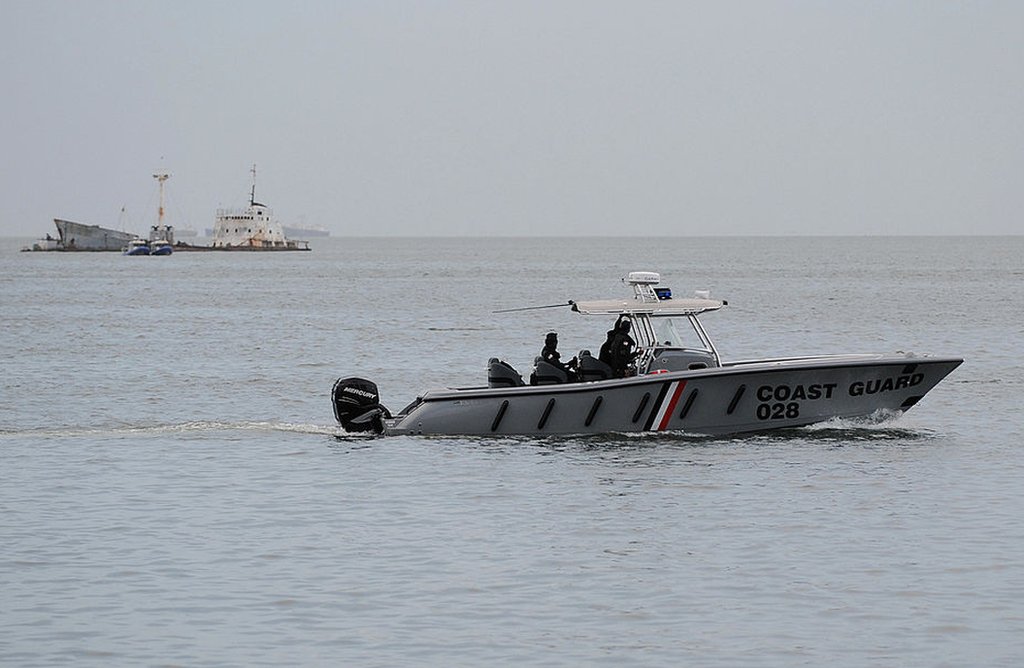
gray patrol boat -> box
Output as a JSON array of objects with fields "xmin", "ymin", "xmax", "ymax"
[{"xmin": 332, "ymin": 272, "xmax": 961, "ymax": 437}]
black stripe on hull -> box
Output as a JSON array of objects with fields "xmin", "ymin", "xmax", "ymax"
[
  {"xmin": 491, "ymin": 400, "xmax": 509, "ymax": 432},
  {"xmin": 632, "ymin": 392, "xmax": 651, "ymax": 424},
  {"xmin": 643, "ymin": 382, "xmax": 672, "ymax": 430},
  {"xmin": 537, "ymin": 398, "xmax": 556, "ymax": 430},
  {"xmin": 679, "ymin": 388, "xmax": 699, "ymax": 420},
  {"xmin": 585, "ymin": 396, "xmax": 603, "ymax": 427},
  {"xmin": 726, "ymin": 384, "xmax": 746, "ymax": 415}
]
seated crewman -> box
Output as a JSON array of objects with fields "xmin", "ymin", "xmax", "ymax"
[{"xmin": 541, "ymin": 332, "xmax": 578, "ymax": 381}]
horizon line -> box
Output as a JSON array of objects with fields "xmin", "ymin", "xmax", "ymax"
[{"xmin": 3, "ymin": 232, "xmax": 1022, "ymax": 240}]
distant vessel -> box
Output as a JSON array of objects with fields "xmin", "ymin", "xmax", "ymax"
[
  {"xmin": 41, "ymin": 219, "xmax": 136, "ymax": 251},
  {"xmin": 282, "ymin": 224, "xmax": 329, "ymax": 238},
  {"xmin": 150, "ymin": 240, "xmax": 173, "ymax": 255},
  {"xmin": 24, "ymin": 233, "xmax": 61, "ymax": 252},
  {"xmin": 25, "ymin": 172, "xmax": 182, "ymax": 253},
  {"xmin": 175, "ymin": 226, "xmax": 198, "ymax": 238},
  {"xmin": 123, "ymin": 238, "xmax": 151, "ymax": 256},
  {"xmin": 209, "ymin": 165, "xmax": 309, "ymax": 251}
]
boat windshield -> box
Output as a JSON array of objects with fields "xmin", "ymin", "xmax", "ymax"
[{"xmin": 650, "ymin": 317, "xmax": 705, "ymax": 350}]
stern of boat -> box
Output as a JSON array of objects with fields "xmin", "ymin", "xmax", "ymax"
[{"xmin": 332, "ymin": 377, "xmax": 390, "ymax": 434}]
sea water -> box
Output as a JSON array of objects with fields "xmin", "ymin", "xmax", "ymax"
[{"xmin": 1, "ymin": 236, "xmax": 1022, "ymax": 666}]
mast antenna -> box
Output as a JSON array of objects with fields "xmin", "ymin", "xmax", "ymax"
[
  {"xmin": 250, "ymin": 163, "xmax": 257, "ymax": 206},
  {"xmin": 153, "ymin": 171, "xmax": 170, "ymax": 225}
]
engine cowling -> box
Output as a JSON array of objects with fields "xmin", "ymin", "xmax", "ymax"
[{"xmin": 331, "ymin": 377, "xmax": 387, "ymax": 434}]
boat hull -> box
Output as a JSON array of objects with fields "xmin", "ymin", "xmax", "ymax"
[
  {"xmin": 54, "ymin": 219, "xmax": 136, "ymax": 251},
  {"xmin": 383, "ymin": 355, "xmax": 962, "ymax": 436}
]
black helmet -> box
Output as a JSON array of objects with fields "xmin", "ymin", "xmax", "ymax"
[{"xmin": 545, "ymin": 332, "xmax": 558, "ymax": 343}]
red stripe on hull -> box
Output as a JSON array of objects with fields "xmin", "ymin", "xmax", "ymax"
[{"xmin": 657, "ymin": 381, "xmax": 687, "ymax": 431}]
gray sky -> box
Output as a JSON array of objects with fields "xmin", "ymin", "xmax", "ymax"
[{"xmin": 2, "ymin": 1, "xmax": 1021, "ymax": 237}]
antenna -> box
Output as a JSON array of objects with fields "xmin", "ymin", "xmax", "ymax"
[{"xmin": 492, "ymin": 301, "xmax": 575, "ymax": 314}]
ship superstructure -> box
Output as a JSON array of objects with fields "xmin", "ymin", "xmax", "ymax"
[{"xmin": 210, "ymin": 165, "xmax": 304, "ymax": 249}]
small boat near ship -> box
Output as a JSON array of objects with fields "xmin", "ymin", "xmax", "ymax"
[
  {"xmin": 149, "ymin": 239, "xmax": 173, "ymax": 255},
  {"xmin": 123, "ymin": 238, "xmax": 151, "ymax": 256},
  {"xmin": 122, "ymin": 171, "xmax": 175, "ymax": 256},
  {"xmin": 332, "ymin": 272, "xmax": 962, "ymax": 437},
  {"xmin": 24, "ymin": 233, "xmax": 61, "ymax": 252}
]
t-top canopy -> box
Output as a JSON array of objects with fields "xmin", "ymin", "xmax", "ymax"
[{"xmin": 571, "ymin": 297, "xmax": 726, "ymax": 317}]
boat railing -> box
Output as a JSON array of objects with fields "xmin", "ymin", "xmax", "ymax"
[{"xmin": 216, "ymin": 207, "xmax": 273, "ymax": 218}]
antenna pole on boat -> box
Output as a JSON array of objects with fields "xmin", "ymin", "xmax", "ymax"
[
  {"xmin": 492, "ymin": 301, "xmax": 575, "ymax": 314},
  {"xmin": 153, "ymin": 171, "xmax": 170, "ymax": 226},
  {"xmin": 250, "ymin": 163, "xmax": 257, "ymax": 206}
]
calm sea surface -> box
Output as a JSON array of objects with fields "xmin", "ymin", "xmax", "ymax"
[{"xmin": 1, "ymin": 236, "xmax": 1022, "ymax": 666}]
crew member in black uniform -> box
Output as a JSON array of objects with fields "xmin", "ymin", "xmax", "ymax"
[
  {"xmin": 541, "ymin": 332, "xmax": 577, "ymax": 382},
  {"xmin": 601, "ymin": 316, "xmax": 638, "ymax": 377}
]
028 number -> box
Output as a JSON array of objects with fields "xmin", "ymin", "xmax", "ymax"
[{"xmin": 756, "ymin": 402, "xmax": 800, "ymax": 420}]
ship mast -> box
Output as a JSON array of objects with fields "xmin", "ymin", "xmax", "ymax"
[
  {"xmin": 250, "ymin": 163, "xmax": 257, "ymax": 206},
  {"xmin": 153, "ymin": 171, "xmax": 170, "ymax": 226}
]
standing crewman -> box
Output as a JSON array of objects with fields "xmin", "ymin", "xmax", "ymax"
[{"xmin": 603, "ymin": 317, "xmax": 638, "ymax": 377}]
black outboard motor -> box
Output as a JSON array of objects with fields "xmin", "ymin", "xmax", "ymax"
[{"xmin": 331, "ymin": 377, "xmax": 389, "ymax": 434}]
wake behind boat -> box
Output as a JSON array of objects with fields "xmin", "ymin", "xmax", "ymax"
[{"xmin": 332, "ymin": 272, "xmax": 962, "ymax": 437}]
